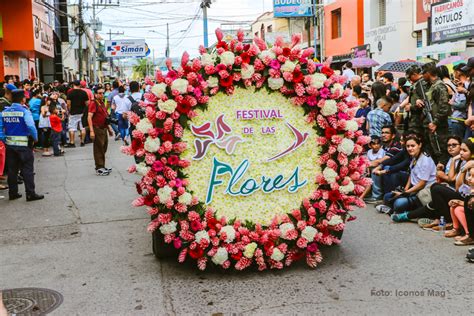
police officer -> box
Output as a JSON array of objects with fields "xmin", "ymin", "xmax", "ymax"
[
  {"xmin": 0, "ymin": 89, "xmax": 44, "ymax": 201},
  {"xmin": 404, "ymin": 65, "xmax": 428, "ymax": 136},
  {"xmin": 416, "ymin": 63, "xmax": 451, "ymax": 164}
]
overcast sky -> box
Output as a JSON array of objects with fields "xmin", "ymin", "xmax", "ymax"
[{"xmin": 82, "ymin": 0, "xmax": 274, "ymax": 60}]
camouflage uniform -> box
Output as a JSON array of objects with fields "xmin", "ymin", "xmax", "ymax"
[
  {"xmin": 406, "ymin": 79, "xmax": 429, "ymax": 136},
  {"xmin": 422, "ymin": 79, "xmax": 451, "ymax": 164}
]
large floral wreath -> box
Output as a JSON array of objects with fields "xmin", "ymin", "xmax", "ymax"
[{"xmin": 123, "ymin": 29, "xmax": 370, "ymax": 271}]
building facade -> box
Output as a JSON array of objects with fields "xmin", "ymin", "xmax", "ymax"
[
  {"xmin": 323, "ymin": 0, "xmax": 364, "ymax": 66},
  {"xmin": 363, "ymin": 0, "xmax": 417, "ymax": 68}
]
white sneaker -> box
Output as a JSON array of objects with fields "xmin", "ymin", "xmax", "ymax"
[
  {"xmin": 376, "ymin": 205, "xmax": 392, "ymax": 214},
  {"xmin": 96, "ymin": 168, "xmax": 110, "ymax": 176}
]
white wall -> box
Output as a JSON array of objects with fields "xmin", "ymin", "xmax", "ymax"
[{"xmin": 364, "ymin": 0, "xmax": 417, "ymax": 68}]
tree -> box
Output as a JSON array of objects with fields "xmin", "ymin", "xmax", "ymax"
[{"xmin": 133, "ymin": 58, "xmax": 150, "ymax": 78}]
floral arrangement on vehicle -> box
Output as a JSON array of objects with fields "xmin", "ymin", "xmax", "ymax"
[{"xmin": 123, "ymin": 29, "xmax": 370, "ymax": 271}]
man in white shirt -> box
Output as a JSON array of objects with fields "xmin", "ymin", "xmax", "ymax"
[{"xmin": 342, "ymin": 61, "xmax": 356, "ymax": 86}]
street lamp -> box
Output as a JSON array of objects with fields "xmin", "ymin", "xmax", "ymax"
[{"xmin": 149, "ymin": 28, "xmax": 186, "ymax": 58}]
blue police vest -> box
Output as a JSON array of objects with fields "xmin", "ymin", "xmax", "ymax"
[{"xmin": 2, "ymin": 104, "xmax": 30, "ymax": 146}]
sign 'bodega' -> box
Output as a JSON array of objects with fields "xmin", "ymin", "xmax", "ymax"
[{"xmin": 206, "ymin": 157, "xmax": 307, "ymax": 204}]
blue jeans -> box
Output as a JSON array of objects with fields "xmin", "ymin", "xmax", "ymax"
[
  {"xmin": 383, "ymin": 192, "xmax": 422, "ymax": 214},
  {"xmin": 117, "ymin": 113, "xmax": 129, "ymax": 140},
  {"xmin": 448, "ymin": 120, "xmax": 466, "ymax": 139},
  {"xmin": 371, "ymin": 172, "xmax": 383, "ymax": 199},
  {"xmin": 382, "ymin": 171, "xmax": 409, "ymax": 195},
  {"xmin": 51, "ymin": 131, "xmax": 61, "ymax": 155}
]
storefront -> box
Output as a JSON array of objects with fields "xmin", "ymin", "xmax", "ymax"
[{"xmin": 0, "ymin": 0, "xmax": 55, "ymax": 82}]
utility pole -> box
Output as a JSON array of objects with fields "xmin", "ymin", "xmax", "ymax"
[
  {"xmin": 107, "ymin": 29, "xmax": 124, "ymax": 79},
  {"xmin": 78, "ymin": 0, "xmax": 83, "ymax": 79},
  {"xmin": 200, "ymin": 0, "xmax": 211, "ymax": 47},
  {"xmin": 166, "ymin": 23, "xmax": 170, "ymax": 58},
  {"xmin": 312, "ymin": 0, "xmax": 318, "ymax": 61},
  {"xmin": 90, "ymin": 0, "xmax": 120, "ymax": 83}
]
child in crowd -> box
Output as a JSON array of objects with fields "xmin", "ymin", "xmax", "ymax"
[
  {"xmin": 445, "ymin": 166, "xmax": 474, "ymax": 246},
  {"xmin": 355, "ymin": 93, "xmax": 371, "ymax": 135},
  {"xmin": 361, "ymin": 136, "xmax": 385, "ymax": 200},
  {"xmin": 49, "ymin": 105, "xmax": 63, "ymax": 156}
]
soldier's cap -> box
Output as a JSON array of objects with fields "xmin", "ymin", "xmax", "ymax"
[
  {"xmin": 12, "ymin": 89, "xmax": 25, "ymax": 99},
  {"xmin": 5, "ymin": 84, "xmax": 17, "ymax": 91},
  {"xmin": 461, "ymin": 57, "xmax": 474, "ymax": 73}
]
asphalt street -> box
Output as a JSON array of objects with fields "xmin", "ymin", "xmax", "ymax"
[{"xmin": 0, "ymin": 139, "xmax": 472, "ymax": 315}]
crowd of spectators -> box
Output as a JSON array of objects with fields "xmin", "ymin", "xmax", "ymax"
[
  {"xmin": 350, "ymin": 57, "xmax": 474, "ymax": 262},
  {"xmin": 0, "ymin": 76, "xmax": 145, "ymax": 199}
]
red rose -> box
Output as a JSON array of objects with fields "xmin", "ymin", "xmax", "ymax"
[
  {"xmin": 292, "ymin": 69, "xmax": 303, "ymax": 83},
  {"xmin": 144, "ymin": 195, "xmax": 154, "ymax": 206},
  {"xmin": 231, "ymin": 251, "xmax": 243, "ymax": 261},
  {"xmin": 168, "ymin": 155, "xmax": 179, "ymax": 165},
  {"xmin": 207, "ymin": 218, "xmax": 218, "ymax": 230},
  {"xmin": 240, "ymin": 52, "xmax": 250, "ymax": 64},
  {"xmin": 282, "ymin": 47, "xmax": 291, "ymax": 57},
  {"xmin": 162, "ymin": 133, "xmax": 174, "ymax": 142},
  {"xmin": 189, "ymin": 247, "xmax": 204, "ymax": 259},
  {"xmin": 177, "ymin": 102, "xmax": 192, "ymax": 114},
  {"xmin": 321, "ymin": 66, "xmax": 334, "ymax": 77},
  {"xmin": 263, "ymin": 240, "xmax": 274, "ymax": 254},
  {"xmin": 131, "ymin": 138, "xmax": 142, "ymax": 151},
  {"xmin": 243, "ymin": 44, "xmax": 250, "ymax": 51},
  {"xmin": 328, "ymin": 190, "xmax": 341, "ymax": 202},
  {"xmin": 325, "ymin": 127, "xmax": 337, "ymax": 139},
  {"xmin": 220, "ymin": 76, "xmax": 233, "ymax": 87},
  {"xmin": 216, "ymin": 41, "xmax": 228, "ymax": 50}
]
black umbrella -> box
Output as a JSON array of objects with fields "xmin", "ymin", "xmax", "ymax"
[{"xmin": 377, "ymin": 60, "xmax": 423, "ymax": 73}]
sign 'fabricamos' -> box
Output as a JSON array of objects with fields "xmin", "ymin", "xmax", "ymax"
[{"xmin": 430, "ymin": 0, "xmax": 474, "ymax": 43}]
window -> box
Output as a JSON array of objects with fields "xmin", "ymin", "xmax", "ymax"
[
  {"xmin": 331, "ymin": 9, "xmax": 341, "ymax": 39},
  {"xmin": 267, "ymin": 25, "xmax": 273, "ymax": 33},
  {"xmin": 378, "ymin": 0, "xmax": 386, "ymax": 26},
  {"xmin": 260, "ymin": 24, "xmax": 265, "ymax": 40}
]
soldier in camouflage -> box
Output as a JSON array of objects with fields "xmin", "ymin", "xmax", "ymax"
[
  {"xmin": 416, "ymin": 63, "xmax": 451, "ymax": 164},
  {"xmin": 404, "ymin": 65, "xmax": 429, "ymax": 136}
]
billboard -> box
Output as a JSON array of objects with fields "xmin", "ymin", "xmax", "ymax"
[
  {"xmin": 430, "ymin": 0, "xmax": 474, "ymax": 43},
  {"xmin": 105, "ymin": 39, "xmax": 147, "ymax": 58},
  {"xmin": 273, "ymin": 0, "xmax": 313, "ymax": 18}
]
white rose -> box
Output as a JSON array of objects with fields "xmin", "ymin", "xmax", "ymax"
[
  {"xmin": 136, "ymin": 162, "xmax": 150, "ymax": 176},
  {"xmin": 340, "ymin": 180, "xmax": 355, "ymax": 194},
  {"xmin": 279, "ymin": 222, "xmax": 295, "ymax": 239},
  {"xmin": 301, "ymin": 226, "xmax": 318, "ymax": 241},
  {"xmin": 345, "ymin": 120, "xmax": 358, "ymax": 132},
  {"xmin": 201, "ymin": 53, "xmax": 215, "ymax": 66},
  {"xmin": 280, "ymin": 60, "xmax": 296, "ymax": 73},
  {"xmin": 171, "ymin": 78, "xmax": 189, "ymax": 94},
  {"xmin": 159, "ymin": 221, "xmax": 177, "ymax": 235},
  {"xmin": 321, "ymin": 99, "xmax": 338, "ymax": 116},
  {"xmin": 157, "ymin": 185, "xmax": 173, "ymax": 203},
  {"xmin": 151, "ymin": 83, "xmax": 167, "ymax": 97},
  {"xmin": 243, "ymin": 242, "xmax": 258, "ymax": 258},
  {"xmin": 144, "ymin": 137, "xmax": 160, "ymax": 153},
  {"xmin": 323, "ymin": 168, "xmax": 338, "ymax": 184},
  {"xmin": 331, "ymin": 83, "xmax": 344, "ymax": 95},
  {"xmin": 136, "ymin": 118, "xmax": 153, "ymax": 133},
  {"xmin": 158, "ymin": 99, "xmax": 177, "ymax": 114},
  {"xmin": 207, "ymin": 76, "xmax": 219, "ymax": 88},
  {"xmin": 270, "ymin": 248, "xmax": 284, "ymax": 261},
  {"xmin": 211, "ymin": 247, "xmax": 228, "ymax": 265},
  {"xmin": 259, "ymin": 50, "xmax": 276, "ymax": 60},
  {"xmin": 219, "ymin": 225, "xmax": 236, "ymax": 243},
  {"xmin": 268, "ymin": 77, "xmax": 284, "ymax": 90},
  {"xmin": 195, "ymin": 230, "xmax": 210, "ymax": 243},
  {"xmin": 178, "ymin": 192, "xmax": 192, "ymax": 205},
  {"xmin": 310, "ymin": 73, "xmax": 326, "ymax": 89},
  {"xmin": 220, "ymin": 51, "xmax": 235, "ymax": 66},
  {"xmin": 328, "ymin": 215, "xmax": 343, "ymax": 226},
  {"xmin": 338, "ymin": 138, "xmax": 355, "ymax": 155},
  {"xmin": 241, "ymin": 65, "xmax": 255, "ymax": 80}
]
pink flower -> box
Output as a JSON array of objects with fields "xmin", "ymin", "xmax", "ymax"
[
  {"xmin": 319, "ymin": 87, "xmax": 330, "ymax": 98},
  {"xmin": 270, "ymin": 59, "xmax": 280, "ymax": 70},
  {"xmin": 174, "ymin": 178, "xmax": 183, "ymax": 188},
  {"xmin": 307, "ymin": 242, "xmax": 318, "ymax": 253},
  {"xmin": 173, "ymin": 238, "xmax": 182, "ymax": 249},
  {"xmin": 152, "ymin": 161, "xmax": 164, "ymax": 172}
]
